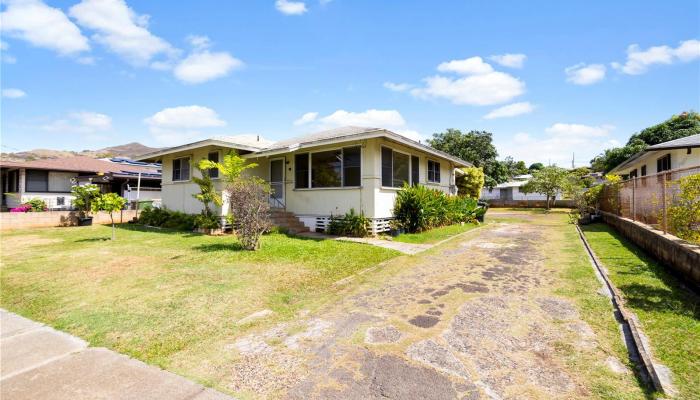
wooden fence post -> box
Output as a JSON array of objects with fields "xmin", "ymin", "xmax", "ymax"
[{"xmin": 632, "ymin": 177, "xmax": 636, "ymax": 221}]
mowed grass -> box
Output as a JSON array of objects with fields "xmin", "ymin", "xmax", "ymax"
[
  {"xmin": 518, "ymin": 210, "xmax": 649, "ymax": 399},
  {"xmin": 0, "ymin": 224, "xmax": 399, "ymax": 374},
  {"xmin": 393, "ymin": 222, "xmax": 481, "ymax": 244},
  {"xmin": 581, "ymin": 223, "xmax": 700, "ymax": 400}
]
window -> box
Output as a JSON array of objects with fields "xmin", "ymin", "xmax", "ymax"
[
  {"xmin": 312, "ymin": 149, "xmax": 342, "ymax": 188},
  {"xmin": 25, "ymin": 169, "xmax": 48, "ymax": 192},
  {"xmin": 295, "ymin": 154, "xmax": 309, "ymax": 189},
  {"xmin": 172, "ymin": 157, "xmax": 191, "ymax": 181},
  {"xmin": 207, "ymin": 151, "xmax": 219, "ymax": 178},
  {"xmin": 295, "ymin": 146, "xmax": 362, "ymax": 189},
  {"xmin": 343, "ymin": 146, "xmax": 361, "ymax": 186},
  {"xmin": 629, "ymin": 169, "xmax": 637, "ymax": 178},
  {"xmin": 641, "ymin": 165, "xmax": 647, "ymax": 176},
  {"xmin": 381, "ymin": 147, "xmax": 411, "ymax": 187},
  {"xmin": 656, "ymin": 154, "xmax": 671, "ymax": 173},
  {"xmin": 57, "ymin": 197, "xmax": 65, "ymax": 206},
  {"xmin": 411, "ymin": 156, "xmax": 419, "ymax": 185},
  {"xmin": 427, "ymin": 160, "xmax": 441, "ymax": 183}
]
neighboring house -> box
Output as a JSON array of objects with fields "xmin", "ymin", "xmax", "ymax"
[
  {"xmin": 136, "ymin": 126, "xmax": 471, "ymax": 233},
  {"xmin": 609, "ymin": 134, "xmax": 700, "ymax": 177},
  {"xmin": 0, "ymin": 156, "xmax": 161, "ymax": 210},
  {"xmin": 480, "ymin": 174, "xmax": 561, "ymax": 202}
]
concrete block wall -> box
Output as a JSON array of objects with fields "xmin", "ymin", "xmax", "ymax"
[
  {"xmin": 601, "ymin": 211, "xmax": 700, "ymax": 289},
  {"xmin": 0, "ymin": 210, "xmax": 139, "ymax": 230}
]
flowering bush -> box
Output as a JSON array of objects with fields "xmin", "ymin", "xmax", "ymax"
[{"xmin": 10, "ymin": 205, "xmax": 32, "ymax": 213}]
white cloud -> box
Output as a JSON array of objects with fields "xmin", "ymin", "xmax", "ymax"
[
  {"xmin": 42, "ymin": 111, "xmax": 112, "ymax": 134},
  {"xmin": 144, "ymin": 105, "xmax": 226, "ymax": 144},
  {"xmin": 186, "ymin": 35, "xmax": 211, "ymax": 50},
  {"xmin": 2, "ymin": 88, "xmax": 26, "ymax": 98},
  {"xmin": 0, "ymin": 0, "xmax": 89, "ymax": 55},
  {"xmin": 483, "ymin": 102, "xmax": 534, "ymax": 119},
  {"xmin": 295, "ymin": 109, "xmax": 427, "ymax": 142},
  {"xmin": 495, "ymin": 123, "xmax": 616, "ymax": 167},
  {"xmin": 275, "ymin": 0, "xmax": 308, "ymax": 15},
  {"xmin": 69, "ymin": 0, "xmax": 175, "ymax": 66},
  {"xmin": 383, "ymin": 82, "xmax": 413, "ymax": 92},
  {"xmin": 611, "ymin": 39, "xmax": 700, "ymax": 75},
  {"xmin": 489, "ymin": 53, "xmax": 526, "ymax": 69},
  {"xmin": 174, "ymin": 51, "xmax": 243, "ymax": 84},
  {"xmin": 293, "ymin": 112, "xmax": 319, "ymax": 125},
  {"xmin": 411, "ymin": 72, "xmax": 525, "ymax": 106},
  {"xmin": 565, "ymin": 63, "xmax": 606, "ymax": 85},
  {"xmin": 437, "ymin": 56, "xmax": 493, "ymax": 75}
]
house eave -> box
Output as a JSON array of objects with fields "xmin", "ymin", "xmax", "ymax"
[{"xmin": 134, "ymin": 139, "xmax": 264, "ymax": 162}]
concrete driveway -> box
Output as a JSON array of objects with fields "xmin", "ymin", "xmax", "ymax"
[{"xmin": 224, "ymin": 212, "xmax": 636, "ymax": 399}]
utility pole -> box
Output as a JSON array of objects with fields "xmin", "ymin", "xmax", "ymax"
[{"xmin": 572, "ymin": 153, "xmax": 575, "ymax": 169}]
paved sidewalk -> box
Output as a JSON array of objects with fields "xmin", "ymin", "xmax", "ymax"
[
  {"xmin": 0, "ymin": 309, "xmax": 234, "ymax": 400},
  {"xmin": 297, "ymin": 231, "xmax": 434, "ymax": 255}
]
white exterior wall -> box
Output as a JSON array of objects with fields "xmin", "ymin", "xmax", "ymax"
[
  {"xmin": 480, "ymin": 185, "xmax": 560, "ymax": 201},
  {"xmin": 156, "ymin": 137, "xmax": 459, "ymax": 221},
  {"xmin": 614, "ymin": 147, "xmax": 699, "ymax": 176},
  {"xmin": 4, "ymin": 168, "xmax": 77, "ymax": 209}
]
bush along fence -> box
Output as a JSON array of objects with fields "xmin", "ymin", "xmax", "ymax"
[
  {"xmin": 598, "ymin": 166, "xmax": 700, "ymax": 244},
  {"xmin": 393, "ymin": 184, "xmax": 483, "ymax": 233}
]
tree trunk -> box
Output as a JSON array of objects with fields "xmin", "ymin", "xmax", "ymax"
[
  {"xmin": 546, "ymin": 195, "xmax": 552, "ymax": 210},
  {"xmin": 110, "ymin": 213, "xmax": 115, "ymax": 240}
]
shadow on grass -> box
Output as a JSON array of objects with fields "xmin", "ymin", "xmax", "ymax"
[
  {"xmin": 580, "ymin": 222, "xmax": 700, "ymax": 321},
  {"xmin": 74, "ymin": 237, "xmax": 111, "ymax": 242},
  {"xmin": 194, "ymin": 243, "xmax": 244, "ymax": 252},
  {"xmin": 114, "ymin": 223, "xmax": 202, "ymax": 237}
]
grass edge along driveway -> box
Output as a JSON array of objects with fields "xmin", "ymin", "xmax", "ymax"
[{"xmin": 582, "ymin": 223, "xmax": 700, "ymax": 400}]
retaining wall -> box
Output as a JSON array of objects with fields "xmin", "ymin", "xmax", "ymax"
[
  {"xmin": 485, "ymin": 199, "xmax": 575, "ymax": 208},
  {"xmin": 0, "ymin": 210, "xmax": 138, "ymax": 230},
  {"xmin": 600, "ymin": 211, "xmax": 700, "ymax": 289}
]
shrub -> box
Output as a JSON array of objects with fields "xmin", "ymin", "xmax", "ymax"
[
  {"xmin": 10, "ymin": 205, "xmax": 31, "ymax": 213},
  {"xmin": 71, "ymin": 184, "xmax": 101, "ymax": 216},
  {"xmin": 456, "ymin": 166, "xmax": 485, "ymax": 198},
  {"xmin": 229, "ymin": 179, "xmax": 271, "ymax": 250},
  {"xmin": 194, "ymin": 213, "xmax": 221, "ymax": 229},
  {"xmin": 137, "ymin": 206, "xmax": 196, "ymax": 231},
  {"xmin": 26, "ymin": 198, "xmax": 47, "ymax": 212},
  {"xmin": 668, "ymin": 174, "xmax": 700, "ymax": 244},
  {"xmin": 393, "ymin": 184, "xmax": 479, "ymax": 233},
  {"xmin": 91, "ymin": 193, "xmax": 127, "ymax": 240},
  {"xmin": 328, "ymin": 208, "xmax": 370, "ymax": 237}
]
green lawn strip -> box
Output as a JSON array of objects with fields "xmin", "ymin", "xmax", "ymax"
[
  {"xmin": 581, "ymin": 223, "xmax": 700, "ymax": 400},
  {"xmin": 392, "ymin": 222, "xmax": 480, "ymax": 244},
  {"xmin": 0, "ymin": 224, "xmax": 399, "ymax": 380},
  {"xmin": 535, "ymin": 213, "xmax": 649, "ymax": 399}
]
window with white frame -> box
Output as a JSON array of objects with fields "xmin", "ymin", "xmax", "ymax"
[
  {"xmin": 172, "ymin": 157, "xmax": 191, "ymax": 181},
  {"xmin": 381, "ymin": 146, "xmax": 410, "ymax": 187},
  {"xmin": 294, "ymin": 146, "xmax": 361, "ymax": 189},
  {"xmin": 427, "ymin": 160, "xmax": 441, "ymax": 183}
]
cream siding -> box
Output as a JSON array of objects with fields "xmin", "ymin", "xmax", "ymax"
[{"xmin": 614, "ymin": 147, "xmax": 699, "ymax": 177}]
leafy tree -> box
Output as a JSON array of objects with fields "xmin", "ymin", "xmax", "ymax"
[
  {"xmin": 528, "ymin": 162, "xmax": 544, "ymax": 172},
  {"xmin": 591, "ymin": 111, "xmax": 700, "ymax": 172},
  {"xmin": 91, "ymin": 193, "xmax": 127, "ymax": 240},
  {"xmin": 199, "ymin": 151, "xmax": 258, "ymax": 185},
  {"xmin": 520, "ymin": 166, "xmax": 569, "ymax": 209},
  {"xmin": 429, "ymin": 129, "xmax": 506, "ymax": 187},
  {"xmin": 502, "ymin": 156, "xmax": 528, "ymax": 177},
  {"xmin": 192, "ymin": 159, "xmax": 223, "ymax": 217},
  {"xmin": 456, "ymin": 166, "xmax": 485, "ymax": 198},
  {"xmin": 667, "ymin": 174, "xmax": 700, "ymax": 244}
]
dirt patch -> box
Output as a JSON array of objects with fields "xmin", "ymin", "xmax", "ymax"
[{"xmin": 0, "ymin": 235, "xmax": 62, "ymax": 256}]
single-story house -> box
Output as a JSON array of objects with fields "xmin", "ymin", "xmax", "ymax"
[
  {"xmin": 609, "ymin": 133, "xmax": 700, "ymax": 177},
  {"xmin": 136, "ymin": 126, "xmax": 471, "ymax": 233},
  {"xmin": 0, "ymin": 156, "xmax": 161, "ymax": 211},
  {"xmin": 480, "ymin": 174, "xmax": 561, "ymax": 202}
]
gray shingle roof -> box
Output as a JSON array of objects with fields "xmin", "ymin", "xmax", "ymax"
[
  {"xmin": 260, "ymin": 126, "xmax": 381, "ymax": 150},
  {"xmin": 647, "ymin": 134, "xmax": 700, "ymax": 150}
]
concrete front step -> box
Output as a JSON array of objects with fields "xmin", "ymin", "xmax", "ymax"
[{"xmin": 269, "ymin": 209, "xmax": 310, "ymax": 234}]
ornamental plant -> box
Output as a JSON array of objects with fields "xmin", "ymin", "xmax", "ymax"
[
  {"xmin": 71, "ymin": 184, "xmax": 101, "ymax": 217},
  {"xmin": 393, "ymin": 184, "xmax": 479, "ymax": 233},
  {"xmin": 328, "ymin": 208, "xmax": 370, "ymax": 237},
  {"xmin": 228, "ymin": 178, "xmax": 271, "ymax": 250},
  {"xmin": 667, "ymin": 174, "xmax": 700, "ymax": 244},
  {"xmin": 91, "ymin": 192, "xmax": 127, "ymax": 240}
]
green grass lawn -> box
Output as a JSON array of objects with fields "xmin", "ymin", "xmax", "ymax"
[
  {"xmin": 392, "ymin": 222, "xmax": 481, "ymax": 244},
  {"xmin": 581, "ymin": 223, "xmax": 700, "ymax": 400},
  {"xmin": 0, "ymin": 224, "xmax": 399, "ymax": 379}
]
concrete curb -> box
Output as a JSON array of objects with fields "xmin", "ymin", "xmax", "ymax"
[{"xmin": 575, "ymin": 225, "xmax": 676, "ymax": 397}]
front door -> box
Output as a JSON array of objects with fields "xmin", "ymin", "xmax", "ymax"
[{"xmin": 270, "ymin": 158, "xmax": 285, "ymax": 208}]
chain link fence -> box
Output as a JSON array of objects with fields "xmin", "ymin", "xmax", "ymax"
[{"xmin": 598, "ymin": 165, "xmax": 700, "ymax": 236}]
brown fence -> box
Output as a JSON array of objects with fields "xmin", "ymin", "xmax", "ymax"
[{"xmin": 598, "ymin": 165, "xmax": 700, "ymax": 235}]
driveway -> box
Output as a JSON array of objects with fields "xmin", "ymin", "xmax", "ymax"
[{"xmin": 225, "ymin": 211, "xmax": 637, "ymax": 399}]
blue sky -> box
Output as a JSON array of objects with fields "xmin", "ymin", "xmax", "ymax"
[{"xmin": 1, "ymin": 0, "xmax": 699, "ymax": 166}]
